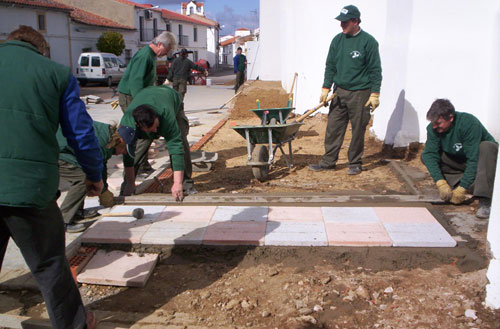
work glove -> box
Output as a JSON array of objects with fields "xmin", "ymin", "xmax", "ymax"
[
  {"xmin": 364, "ymin": 93, "xmax": 380, "ymax": 112},
  {"xmin": 204, "ymin": 70, "xmax": 209, "ymax": 77},
  {"xmin": 163, "ymin": 79, "xmax": 172, "ymax": 86},
  {"xmin": 320, "ymin": 88, "xmax": 330, "ymax": 104},
  {"xmin": 450, "ymin": 186, "xmax": 467, "ymax": 205},
  {"xmin": 99, "ymin": 189, "xmax": 115, "ymax": 208},
  {"xmin": 435, "ymin": 179, "xmax": 452, "ymax": 202}
]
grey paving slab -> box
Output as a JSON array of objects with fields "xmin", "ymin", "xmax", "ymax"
[
  {"xmin": 265, "ymin": 222, "xmax": 328, "ymax": 246},
  {"xmin": 141, "ymin": 221, "xmax": 208, "ymax": 245},
  {"xmin": 383, "ymin": 223, "xmax": 457, "ymax": 247},
  {"xmin": 321, "ymin": 207, "xmax": 380, "ymax": 223},
  {"xmin": 211, "ymin": 206, "xmax": 268, "ymax": 222},
  {"xmin": 110, "ymin": 205, "xmax": 166, "ymax": 222}
]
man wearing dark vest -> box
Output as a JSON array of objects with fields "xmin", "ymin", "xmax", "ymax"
[
  {"xmin": 309, "ymin": 5, "xmax": 382, "ymax": 175},
  {"xmin": 118, "ymin": 31, "xmax": 177, "ymax": 174},
  {"xmin": 0, "ymin": 26, "xmax": 101, "ymax": 329},
  {"xmin": 166, "ymin": 48, "xmax": 207, "ymax": 101},
  {"xmin": 422, "ymin": 99, "xmax": 498, "ymax": 219}
]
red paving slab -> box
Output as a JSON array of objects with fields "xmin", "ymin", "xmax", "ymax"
[
  {"xmin": 203, "ymin": 221, "xmax": 266, "ymax": 245},
  {"xmin": 77, "ymin": 250, "xmax": 158, "ymax": 287},
  {"xmin": 81, "ymin": 218, "xmax": 152, "ymax": 244},
  {"xmin": 374, "ymin": 207, "xmax": 438, "ymax": 224},
  {"xmin": 268, "ymin": 206, "xmax": 324, "ymax": 222},
  {"xmin": 325, "ymin": 222, "xmax": 393, "ymax": 246}
]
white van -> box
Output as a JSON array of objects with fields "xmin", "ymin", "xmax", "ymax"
[{"xmin": 76, "ymin": 52, "xmax": 126, "ymax": 87}]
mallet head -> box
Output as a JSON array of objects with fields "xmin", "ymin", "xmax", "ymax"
[{"xmin": 132, "ymin": 208, "xmax": 145, "ymax": 219}]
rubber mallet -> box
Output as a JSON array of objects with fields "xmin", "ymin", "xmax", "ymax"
[{"xmin": 101, "ymin": 207, "xmax": 145, "ymax": 219}]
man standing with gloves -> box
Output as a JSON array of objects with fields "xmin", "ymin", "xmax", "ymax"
[{"xmin": 309, "ymin": 4, "xmax": 382, "ymax": 175}]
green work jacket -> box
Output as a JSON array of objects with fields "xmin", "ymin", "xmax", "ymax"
[{"xmin": 118, "ymin": 46, "xmax": 156, "ymax": 98}]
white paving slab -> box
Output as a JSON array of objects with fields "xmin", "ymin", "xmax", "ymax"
[
  {"xmin": 322, "ymin": 207, "xmax": 380, "ymax": 223},
  {"xmin": 110, "ymin": 205, "xmax": 166, "ymax": 222},
  {"xmin": 211, "ymin": 206, "xmax": 268, "ymax": 222},
  {"xmin": 265, "ymin": 222, "xmax": 327, "ymax": 246},
  {"xmin": 141, "ymin": 221, "xmax": 208, "ymax": 245},
  {"xmin": 384, "ymin": 223, "xmax": 457, "ymax": 247}
]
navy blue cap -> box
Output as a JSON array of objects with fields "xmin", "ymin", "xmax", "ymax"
[{"xmin": 118, "ymin": 126, "xmax": 137, "ymax": 158}]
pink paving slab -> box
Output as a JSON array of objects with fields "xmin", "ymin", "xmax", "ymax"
[
  {"xmin": 268, "ymin": 207, "xmax": 324, "ymax": 222},
  {"xmin": 156, "ymin": 206, "xmax": 216, "ymax": 222},
  {"xmin": 374, "ymin": 207, "xmax": 438, "ymax": 224},
  {"xmin": 81, "ymin": 218, "xmax": 151, "ymax": 244},
  {"xmin": 325, "ymin": 222, "xmax": 393, "ymax": 246},
  {"xmin": 77, "ymin": 250, "xmax": 158, "ymax": 287},
  {"xmin": 203, "ymin": 221, "xmax": 266, "ymax": 245}
]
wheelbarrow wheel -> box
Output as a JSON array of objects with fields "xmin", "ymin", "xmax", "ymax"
[{"xmin": 251, "ymin": 145, "xmax": 269, "ymax": 182}]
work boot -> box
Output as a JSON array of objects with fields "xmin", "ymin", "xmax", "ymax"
[
  {"xmin": 74, "ymin": 209, "xmax": 100, "ymax": 221},
  {"xmin": 308, "ymin": 163, "xmax": 336, "ymax": 172},
  {"xmin": 347, "ymin": 166, "xmax": 362, "ymax": 175},
  {"xmin": 65, "ymin": 223, "xmax": 87, "ymax": 233},
  {"xmin": 476, "ymin": 197, "xmax": 491, "ymax": 219}
]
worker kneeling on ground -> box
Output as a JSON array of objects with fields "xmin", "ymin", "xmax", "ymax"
[
  {"xmin": 119, "ymin": 85, "xmax": 187, "ymax": 201},
  {"xmin": 58, "ymin": 122, "xmax": 127, "ymax": 233},
  {"xmin": 422, "ymin": 99, "xmax": 498, "ymax": 219}
]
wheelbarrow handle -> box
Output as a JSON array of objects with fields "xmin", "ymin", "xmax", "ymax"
[{"xmin": 294, "ymin": 93, "xmax": 337, "ymax": 123}]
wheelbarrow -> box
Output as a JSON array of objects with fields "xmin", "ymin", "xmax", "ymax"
[
  {"xmin": 232, "ymin": 122, "xmax": 302, "ymax": 181},
  {"xmin": 250, "ymin": 107, "xmax": 295, "ymax": 125}
]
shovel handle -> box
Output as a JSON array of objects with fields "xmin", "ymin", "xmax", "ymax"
[{"xmin": 295, "ymin": 93, "xmax": 337, "ymax": 123}]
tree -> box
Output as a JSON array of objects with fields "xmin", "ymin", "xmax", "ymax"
[{"xmin": 96, "ymin": 31, "xmax": 125, "ymax": 56}]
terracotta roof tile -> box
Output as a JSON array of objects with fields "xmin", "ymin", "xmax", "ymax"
[
  {"xmin": 220, "ymin": 36, "xmax": 236, "ymax": 46},
  {"xmin": 161, "ymin": 8, "xmax": 212, "ymax": 27},
  {"xmin": 113, "ymin": 0, "xmax": 153, "ymax": 9},
  {"xmin": 0, "ymin": 0, "xmax": 71, "ymax": 11},
  {"xmin": 69, "ymin": 7, "xmax": 135, "ymax": 30}
]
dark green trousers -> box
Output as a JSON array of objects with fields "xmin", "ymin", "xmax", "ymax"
[
  {"xmin": 173, "ymin": 77, "xmax": 187, "ymax": 102},
  {"xmin": 0, "ymin": 200, "xmax": 87, "ymax": 329},
  {"xmin": 320, "ymin": 87, "xmax": 371, "ymax": 169},
  {"xmin": 58, "ymin": 160, "xmax": 86, "ymax": 224},
  {"xmin": 426, "ymin": 141, "xmax": 498, "ymax": 198},
  {"xmin": 234, "ymin": 71, "xmax": 245, "ymax": 93}
]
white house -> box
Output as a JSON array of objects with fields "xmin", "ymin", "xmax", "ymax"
[
  {"xmin": 258, "ymin": 0, "xmax": 500, "ymax": 309},
  {"xmin": 218, "ymin": 29, "xmax": 256, "ymax": 65}
]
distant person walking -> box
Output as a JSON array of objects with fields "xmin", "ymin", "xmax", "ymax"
[
  {"xmin": 233, "ymin": 46, "xmax": 247, "ymax": 93},
  {"xmin": 166, "ymin": 48, "xmax": 207, "ymax": 101}
]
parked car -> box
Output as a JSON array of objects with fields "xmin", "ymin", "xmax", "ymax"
[{"xmin": 76, "ymin": 52, "xmax": 126, "ymax": 87}]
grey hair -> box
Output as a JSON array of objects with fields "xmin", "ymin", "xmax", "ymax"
[
  {"xmin": 426, "ymin": 99, "xmax": 455, "ymax": 122},
  {"xmin": 152, "ymin": 31, "xmax": 177, "ymax": 50}
]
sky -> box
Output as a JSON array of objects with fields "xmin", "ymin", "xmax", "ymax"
[{"xmin": 135, "ymin": 0, "xmax": 259, "ymax": 37}]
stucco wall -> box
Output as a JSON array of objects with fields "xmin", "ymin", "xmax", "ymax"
[
  {"xmin": 259, "ymin": 0, "xmax": 500, "ymax": 145},
  {"xmin": 0, "ymin": 6, "xmax": 71, "ymax": 67},
  {"xmin": 56, "ymin": 0, "xmax": 133, "ymax": 27}
]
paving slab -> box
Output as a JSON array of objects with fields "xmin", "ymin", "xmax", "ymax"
[
  {"xmin": 384, "ymin": 223, "xmax": 457, "ymax": 247},
  {"xmin": 110, "ymin": 205, "xmax": 166, "ymax": 222},
  {"xmin": 77, "ymin": 250, "xmax": 158, "ymax": 287},
  {"xmin": 265, "ymin": 222, "xmax": 328, "ymax": 246},
  {"xmin": 157, "ymin": 205, "xmax": 216, "ymax": 222},
  {"xmin": 268, "ymin": 206, "xmax": 323, "ymax": 222},
  {"xmin": 374, "ymin": 207, "xmax": 437, "ymax": 224},
  {"xmin": 325, "ymin": 222, "xmax": 393, "ymax": 246},
  {"xmin": 211, "ymin": 206, "xmax": 268, "ymax": 222},
  {"xmin": 141, "ymin": 221, "xmax": 208, "ymax": 245},
  {"xmin": 203, "ymin": 221, "xmax": 266, "ymax": 245},
  {"xmin": 322, "ymin": 207, "xmax": 380, "ymax": 223}
]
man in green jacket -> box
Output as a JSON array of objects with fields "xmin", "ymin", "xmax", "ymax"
[
  {"xmin": 166, "ymin": 48, "xmax": 208, "ymax": 101},
  {"xmin": 118, "ymin": 31, "xmax": 177, "ymax": 173},
  {"xmin": 119, "ymin": 86, "xmax": 185, "ymax": 201},
  {"xmin": 0, "ymin": 26, "xmax": 101, "ymax": 329},
  {"xmin": 58, "ymin": 122, "xmax": 127, "ymax": 233},
  {"xmin": 422, "ymin": 99, "xmax": 498, "ymax": 219},
  {"xmin": 309, "ymin": 5, "xmax": 382, "ymax": 175}
]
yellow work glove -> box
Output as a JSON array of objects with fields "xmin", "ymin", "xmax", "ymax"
[
  {"xmin": 435, "ymin": 179, "xmax": 452, "ymax": 202},
  {"xmin": 99, "ymin": 189, "xmax": 115, "ymax": 208},
  {"xmin": 320, "ymin": 88, "xmax": 330, "ymax": 104},
  {"xmin": 364, "ymin": 93, "xmax": 380, "ymax": 112},
  {"xmin": 450, "ymin": 186, "xmax": 467, "ymax": 205}
]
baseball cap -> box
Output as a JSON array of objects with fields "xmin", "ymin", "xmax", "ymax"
[
  {"xmin": 118, "ymin": 126, "xmax": 137, "ymax": 158},
  {"xmin": 335, "ymin": 5, "xmax": 361, "ymax": 21}
]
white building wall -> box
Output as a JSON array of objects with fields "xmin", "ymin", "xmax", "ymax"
[
  {"xmin": 206, "ymin": 26, "xmax": 219, "ymax": 69},
  {"xmin": 260, "ymin": 0, "xmax": 500, "ymax": 309},
  {"xmin": 0, "ymin": 6, "xmax": 71, "ymax": 67}
]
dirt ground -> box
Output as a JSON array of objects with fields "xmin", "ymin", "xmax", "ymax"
[{"xmin": 1, "ymin": 81, "xmax": 500, "ymax": 328}]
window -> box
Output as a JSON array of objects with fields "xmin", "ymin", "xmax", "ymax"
[
  {"xmin": 125, "ymin": 49, "xmax": 132, "ymax": 63},
  {"xmin": 139, "ymin": 16, "xmax": 145, "ymax": 41},
  {"xmin": 103, "ymin": 57, "xmax": 112, "ymax": 68},
  {"xmin": 153, "ymin": 18, "xmax": 158, "ymax": 37},
  {"xmin": 190, "ymin": 7, "xmax": 194, "ymax": 15},
  {"xmin": 166, "ymin": 23, "xmax": 171, "ymax": 32},
  {"xmin": 80, "ymin": 56, "xmax": 89, "ymax": 66},
  {"xmin": 194, "ymin": 50, "xmax": 198, "ymax": 62},
  {"xmin": 194, "ymin": 27, "xmax": 197, "ymax": 42},
  {"xmin": 91, "ymin": 56, "xmax": 100, "ymax": 67},
  {"xmin": 111, "ymin": 57, "xmax": 118, "ymax": 65},
  {"xmin": 37, "ymin": 12, "xmax": 46, "ymax": 32}
]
